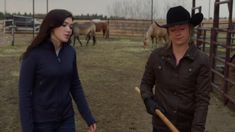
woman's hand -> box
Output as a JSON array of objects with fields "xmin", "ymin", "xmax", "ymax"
[{"xmin": 87, "ymin": 123, "xmax": 96, "ymax": 132}]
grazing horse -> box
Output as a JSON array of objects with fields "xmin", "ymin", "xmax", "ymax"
[
  {"xmin": 92, "ymin": 20, "xmax": 109, "ymax": 39},
  {"xmin": 72, "ymin": 22, "xmax": 96, "ymax": 46},
  {"xmin": 143, "ymin": 21, "xmax": 168, "ymax": 48}
]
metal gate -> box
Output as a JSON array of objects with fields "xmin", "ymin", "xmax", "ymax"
[{"xmin": 193, "ymin": 0, "xmax": 235, "ymax": 105}]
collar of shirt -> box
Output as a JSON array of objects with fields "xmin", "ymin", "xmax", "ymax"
[
  {"xmin": 159, "ymin": 44, "xmax": 198, "ymax": 61},
  {"xmin": 40, "ymin": 40, "xmax": 68, "ymax": 52}
]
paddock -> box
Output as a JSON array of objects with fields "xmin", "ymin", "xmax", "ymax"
[
  {"xmin": 1, "ymin": 0, "xmax": 235, "ymax": 129},
  {"xmin": 0, "ymin": 32, "xmax": 235, "ymax": 131}
]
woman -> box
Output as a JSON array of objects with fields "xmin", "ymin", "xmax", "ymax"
[
  {"xmin": 140, "ymin": 6, "xmax": 211, "ymax": 132},
  {"xmin": 19, "ymin": 9, "xmax": 96, "ymax": 132}
]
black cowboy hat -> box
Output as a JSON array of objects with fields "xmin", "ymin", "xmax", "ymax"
[{"xmin": 159, "ymin": 6, "xmax": 203, "ymax": 28}]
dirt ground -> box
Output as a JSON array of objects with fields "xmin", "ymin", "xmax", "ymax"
[{"xmin": 0, "ymin": 34, "xmax": 235, "ymax": 132}]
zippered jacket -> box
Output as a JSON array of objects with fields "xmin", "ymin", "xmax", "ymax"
[{"xmin": 19, "ymin": 41, "xmax": 95, "ymax": 132}]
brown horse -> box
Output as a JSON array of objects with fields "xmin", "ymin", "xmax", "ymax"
[
  {"xmin": 92, "ymin": 20, "xmax": 109, "ymax": 39},
  {"xmin": 143, "ymin": 21, "xmax": 168, "ymax": 48},
  {"xmin": 72, "ymin": 22, "xmax": 96, "ymax": 46}
]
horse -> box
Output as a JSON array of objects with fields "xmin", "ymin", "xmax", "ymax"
[
  {"xmin": 92, "ymin": 20, "xmax": 109, "ymax": 39},
  {"xmin": 72, "ymin": 22, "xmax": 96, "ymax": 46},
  {"xmin": 143, "ymin": 21, "xmax": 168, "ymax": 48}
]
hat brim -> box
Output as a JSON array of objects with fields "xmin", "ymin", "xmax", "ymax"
[
  {"xmin": 190, "ymin": 12, "xmax": 203, "ymax": 26},
  {"xmin": 159, "ymin": 12, "xmax": 203, "ymax": 28},
  {"xmin": 160, "ymin": 20, "xmax": 189, "ymax": 28}
]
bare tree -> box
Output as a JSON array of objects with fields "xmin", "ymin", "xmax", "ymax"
[
  {"xmin": 107, "ymin": 0, "xmax": 189, "ymax": 19},
  {"xmin": 107, "ymin": 0, "xmax": 151, "ymax": 19}
]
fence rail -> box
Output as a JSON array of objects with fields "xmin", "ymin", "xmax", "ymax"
[{"xmin": 196, "ymin": 20, "xmax": 235, "ymax": 106}]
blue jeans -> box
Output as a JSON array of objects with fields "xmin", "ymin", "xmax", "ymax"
[{"xmin": 34, "ymin": 116, "xmax": 75, "ymax": 132}]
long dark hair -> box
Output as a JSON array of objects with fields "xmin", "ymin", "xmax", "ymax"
[{"xmin": 21, "ymin": 9, "xmax": 73, "ymax": 59}]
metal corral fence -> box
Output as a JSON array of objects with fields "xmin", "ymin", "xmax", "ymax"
[
  {"xmin": 196, "ymin": 23, "xmax": 235, "ymax": 106},
  {"xmin": 194, "ymin": 0, "xmax": 235, "ymax": 107},
  {"xmin": 196, "ymin": 20, "xmax": 235, "ymax": 91}
]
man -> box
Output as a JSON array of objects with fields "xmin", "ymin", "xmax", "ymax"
[{"xmin": 140, "ymin": 6, "xmax": 211, "ymax": 132}]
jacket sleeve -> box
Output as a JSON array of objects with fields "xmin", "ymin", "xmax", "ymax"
[
  {"xmin": 191, "ymin": 56, "xmax": 211, "ymax": 132},
  {"xmin": 19, "ymin": 54, "xmax": 36, "ymax": 132},
  {"xmin": 140, "ymin": 53, "xmax": 156, "ymax": 100},
  {"xmin": 70, "ymin": 52, "xmax": 96, "ymax": 126}
]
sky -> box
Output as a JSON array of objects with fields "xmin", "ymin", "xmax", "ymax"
[
  {"xmin": 0, "ymin": 0, "xmax": 234, "ymax": 19},
  {"xmin": 0, "ymin": 0, "xmax": 113, "ymax": 15}
]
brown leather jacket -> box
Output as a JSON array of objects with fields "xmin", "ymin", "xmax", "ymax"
[{"xmin": 140, "ymin": 44, "xmax": 211, "ymax": 132}]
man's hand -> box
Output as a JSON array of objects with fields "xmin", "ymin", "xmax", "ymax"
[{"xmin": 144, "ymin": 97, "xmax": 164, "ymax": 115}]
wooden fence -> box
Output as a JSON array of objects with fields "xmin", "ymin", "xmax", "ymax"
[
  {"xmin": 74, "ymin": 19, "xmax": 166, "ymax": 39},
  {"xmin": 1, "ymin": 19, "xmax": 167, "ymax": 39},
  {"xmin": 108, "ymin": 19, "xmax": 151, "ymax": 38}
]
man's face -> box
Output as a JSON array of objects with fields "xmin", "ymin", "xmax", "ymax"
[{"xmin": 168, "ymin": 24, "xmax": 190, "ymax": 46}]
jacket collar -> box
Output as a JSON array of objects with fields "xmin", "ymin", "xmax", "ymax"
[
  {"xmin": 184, "ymin": 44, "xmax": 198, "ymax": 60},
  {"xmin": 41, "ymin": 40, "xmax": 68, "ymax": 51},
  {"xmin": 160, "ymin": 43, "xmax": 198, "ymax": 61}
]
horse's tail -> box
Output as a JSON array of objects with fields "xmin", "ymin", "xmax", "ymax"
[
  {"xmin": 105, "ymin": 27, "xmax": 109, "ymax": 39},
  {"xmin": 101, "ymin": 22, "xmax": 109, "ymax": 39},
  {"xmin": 91, "ymin": 24, "xmax": 96, "ymax": 45}
]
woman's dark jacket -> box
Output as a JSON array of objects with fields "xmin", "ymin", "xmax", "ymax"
[
  {"xmin": 19, "ymin": 41, "xmax": 95, "ymax": 132},
  {"xmin": 140, "ymin": 44, "xmax": 211, "ymax": 132}
]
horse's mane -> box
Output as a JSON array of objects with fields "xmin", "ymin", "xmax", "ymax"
[{"xmin": 154, "ymin": 21, "xmax": 164, "ymax": 28}]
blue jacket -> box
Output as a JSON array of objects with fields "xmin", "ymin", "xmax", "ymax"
[{"xmin": 19, "ymin": 41, "xmax": 95, "ymax": 132}]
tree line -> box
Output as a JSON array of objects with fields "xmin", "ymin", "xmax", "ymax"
[
  {"xmin": 106, "ymin": 0, "xmax": 188, "ymax": 19},
  {"xmin": 0, "ymin": 11, "xmax": 125, "ymax": 20}
]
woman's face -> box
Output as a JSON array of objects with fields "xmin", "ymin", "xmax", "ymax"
[
  {"xmin": 51, "ymin": 17, "xmax": 73, "ymax": 44},
  {"xmin": 168, "ymin": 24, "xmax": 190, "ymax": 46}
]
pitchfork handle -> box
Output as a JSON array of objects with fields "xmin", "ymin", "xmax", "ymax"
[{"xmin": 135, "ymin": 87, "xmax": 180, "ymax": 132}]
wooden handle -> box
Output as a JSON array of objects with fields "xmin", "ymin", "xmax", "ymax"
[{"xmin": 135, "ymin": 87, "xmax": 180, "ymax": 132}]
